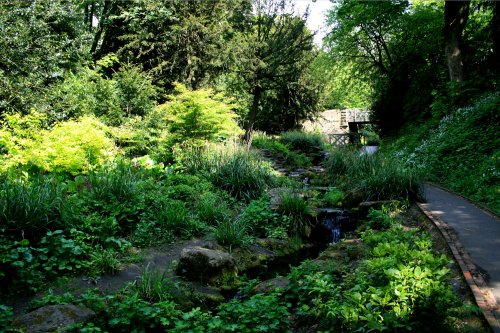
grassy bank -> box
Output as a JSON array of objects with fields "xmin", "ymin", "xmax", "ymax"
[{"xmin": 386, "ymin": 92, "xmax": 500, "ymax": 215}]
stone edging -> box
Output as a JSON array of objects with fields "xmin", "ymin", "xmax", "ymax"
[{"xmin": 417, "ymin": 203, "xmax": 500, "ymax": 333}]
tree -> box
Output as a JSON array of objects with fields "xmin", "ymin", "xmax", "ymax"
[
  {"xmin": 0, "ymin": 0, "xmax": 89, "ymax": 115},
  {"xmin": 229, "ymin": 0, "xmax": 315, "ymax": 143},
  {"xmin": 324, "ymin": 0, "xmax": 444, "ymax": 135},
  {"xmin": 443, "ymin": 0, "xmax": 470, "ymax": 82},
  {"xmin": 105, "ymin": 0, "xmax": 248, "ymax": 89}
]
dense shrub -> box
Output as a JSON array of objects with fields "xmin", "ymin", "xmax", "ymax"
[
  {"xmin": 277, "ymin": 193, "xmax": 313, "ymax": 237},
  {"xmin": 158, "ymin": 83, "xmax": 242, "ymax": 148},
  {"xmin": 50, "ymin": 58, "xmax": 157, "ymax": 125},
  {"xmin": 0, "ymin": 176, "xmax": 64, "ymax": 240},
  {"xmin": 184, "ymin": 143, "xmax": 276, "ymax": 201},
  {"xmin": 0, "ymin": 113, "xmax": 117, "ymax": 175}
]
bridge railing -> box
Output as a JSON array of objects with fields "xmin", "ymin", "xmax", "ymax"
[{"xmin": 327, "ymin": 133, "xmax": 361, "ymax": 146}]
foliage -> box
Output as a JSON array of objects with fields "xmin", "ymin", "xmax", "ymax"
[
  {"xmin": 214, "ymin": 217, "xmax": 251, "ymax": 249},
  {"xmin": 237, "ymin": 196, "xmax": 279, "ymax": 238},
  {"xmin": 134, "ymin": 264, "xmax": 174, "ymax": 303},
  {"xmin": 0, "ymin": 0, "xmax": 88, "ymax": 114},
  {"xmin": 279, "ymin": 131, "xmax": 325, "ymax": 158},
  {"xmin": 252, "ymin": 132, "xmax": 311, "ymax": 168},
  {"xmin": 277, "ymin": 193, "xmax": 313, "ymax": 237},
  {"xmin": 0, "ymin": 304, "xmax": 14, "ymax": 332},
  {"xmin": 286, "ymin": 208, "xmax": 460, "ymax": 332},
  {"xmin": 0, "ymin": 176, "xmax": 63, "ymax": 240},
  {"xmin": 50, "ymin": 61, "xmax": 157, "ymax": 125},
  {"xmin": 322, "ymin": 188, "xmax": 344, "ymax": 207},
  {"xmin": 184, "ymin": 143, "xmax": 276, "ymax": 202},
  {"xmin": 226, "ymin": 0, "xmax": 316, "ymax": 141},
  {"xmin": 0, "ymin": 113, "xmax": 117, "ymax": 175},
  {"xmin": 159, "ymin": 83, "xmax": 242, "ymax": 149},
  {"xmin": 325, "ymin": 0, "xmax": 445, "ymax": 135},
  {"xmin": 115, "ymin": 0, "xmax": 247, "ymax": 88},
  {"xmin": 194, "ymin": 191, "xmax": 234, "ymax": 226},
  {"xmin": 325, "ymin": 148, "xmax": 422, "ymax": 203},
  {"xmin": 213, "ymin": 293, "xmax": 291, "ymax": 332},
  {"xmin": 390, "ymin": 92, "xmax": 500, "ymax": 214}
]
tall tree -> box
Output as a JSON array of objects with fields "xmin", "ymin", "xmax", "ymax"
[
  {"xmin": 229, "ymin": 0, "xmax": 314, "ymax": 143},
  {"xmin": 443, "ymin": 0, "xmax": 470, "ymax": 82},
  {"xmin": 0, "ymin": 0, "xmax": 89, "ymax": 115},
  {"xmin": 111, "ymin": 0, "xmax": 247, "ymax": 89},
  {"xmin": 325, "ymin": 0, "xmax": 444, "ymax": 134}
]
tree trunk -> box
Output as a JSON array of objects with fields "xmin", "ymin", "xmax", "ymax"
[
  {"xmin": 90, "ymin": 0, "xmax": 112, "ymax": 56},
  {"xmin": 443, "ymin": 0, "xmax": 470, "ymax": 82},
  {"xmin": 244, "ymin": 86, "xmax": 262, "ymax": 146}
]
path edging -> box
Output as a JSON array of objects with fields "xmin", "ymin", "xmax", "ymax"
[{"xmin": 417, "ymin": 203, "xmax": 500, "ymax": 333}]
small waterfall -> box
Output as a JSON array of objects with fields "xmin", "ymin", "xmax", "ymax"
[{"xmin": 320, "ymin": 210, "xmax": 350, "ymax": 244}]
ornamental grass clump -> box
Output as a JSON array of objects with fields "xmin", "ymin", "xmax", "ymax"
[
  {"xmin": 325, "ymin": 148, "xmax": 422, "ymax": 203},
  {"xmin": 279, "ymin": 130, "xmax": 325, "ymax": 156},
  {"xmin": 184, "ymin": 143, "xmax": 276, "ymax": 201}
]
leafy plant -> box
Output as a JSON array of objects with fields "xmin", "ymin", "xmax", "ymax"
[
  {"xmin": 89, "ymin": 247, "xmax": 122, "ymax": 276},
  {"xmin": 158, "ymin": 83, "xmax": 242, "ymax": 150},
  {"xmin": 325, "ymin": 148, "xmax": 422, "ymax": 203},
  {"xmin": 322, "ymin": 188, "xmax": 344, "ymax": 207},
  {"xmin": 214, "ymin": 293, "xmax": 291, "ymax": 332},
  {"xmin": 237, "ymin": 196, "xmax": 278, "ymax": 237}
]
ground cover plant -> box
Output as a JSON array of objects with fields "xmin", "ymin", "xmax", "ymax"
[
  {"xmin": 388, "ymin": 92, "xmax": 500, "ymax": 214},
  {"xmin": 5, "ymin": 205, "xmax": 486, "ymax": 333}
]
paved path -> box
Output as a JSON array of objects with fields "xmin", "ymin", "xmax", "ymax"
[{"xmin": 419, "ymin": 183, "xmax": 500, "ymax": 331}]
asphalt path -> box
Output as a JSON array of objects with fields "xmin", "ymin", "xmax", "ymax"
[{"xmin": 421, "ymin": 184, "xmax": 500, "ymax": 305}]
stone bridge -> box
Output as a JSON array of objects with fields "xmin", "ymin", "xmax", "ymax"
[{"xmin": 302, "ymin": 109, "xmax": 372, "ymax": 146}]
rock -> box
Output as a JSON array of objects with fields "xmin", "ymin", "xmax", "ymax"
[
  {"xmin": 268, "ymin": 187, "xmax": 296, "ymax": 209},
  {"xmin": 254, "ymin": 277, "xmax": 290, "ymax": 294},
  {"xmin": 177, "ymin": 246, "xmax": 237, "ymax": 285},
  {"xmin": 14, "ymin": 304, "xmax": 95, "ymax": 333},
  {"xmin": 358, "ymin": 200, "xmax": 396, "ymax": 216}
]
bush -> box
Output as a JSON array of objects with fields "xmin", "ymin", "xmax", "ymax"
[
  {"xmin": 237, "ymin": 196, "xmax": 278, "ymax": 237},
  {"xmin": 50, "ymin": 58, "xmax": 157, "ymax": 125},
  {"xmin": 287, "ymin": 208, "xmax": 459, "ymax": 332},
  {"xmin": 252, "ymin": 132, "xmax": 311, "ymax": 168},
  {"xmin": 214, "ymin": 217, "xmax": 250, "ymax": 248},
  {"xmin": 158, "ymin": 83, "xmax": 242, "ymax": 148},
  {"xmin": 214, "ymin": 294, "xmax": 291, "ymax": 332},
  {"xmin": 184, "ymin": 143, "xmax": 276, "ymax": 201},
  {"xmin": 0, "ymin": 113, "xmax": 117, "ymax": 175}
]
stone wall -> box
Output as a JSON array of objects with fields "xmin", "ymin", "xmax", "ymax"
[{"xmin": 302, "ymin": 109, "xmax": 371, "ymax": 136}]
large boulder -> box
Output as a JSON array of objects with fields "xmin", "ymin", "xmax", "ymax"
[
  {"xmin": 177, "ymin": 246, "xmax": 237, "ymax": 285},
  {"xmin": 14, "ymin": 304, "xmax": 95, "ymax": 333}
]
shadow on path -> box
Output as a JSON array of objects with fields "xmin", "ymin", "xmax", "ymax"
[{"xmin": 420, "ymin": 183, "xmax": 500, "ymax": 331}]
